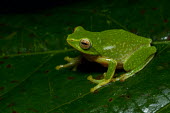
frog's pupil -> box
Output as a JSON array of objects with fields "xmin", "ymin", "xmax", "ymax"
[{"xmin": 81, "ymin": 42, "xmax": 88, "ymax": 45}]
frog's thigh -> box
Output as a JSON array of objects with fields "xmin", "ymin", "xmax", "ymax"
[
  {"xmin": 118, "ymin": 46, "xmax": 156, "ymax": 81},
  {"xmin": 124, "ymin": 46, "xmax": 156, "ymax": 71}
]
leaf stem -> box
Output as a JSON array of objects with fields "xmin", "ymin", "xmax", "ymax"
[{"xmin": 0, "ymin": 49, "xmax": 75, "ymax": 58}]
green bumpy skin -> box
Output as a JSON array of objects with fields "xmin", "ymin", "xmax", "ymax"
[{"xmin": 56, "ymin": 26, "xmax": 156, "ymax": 92}]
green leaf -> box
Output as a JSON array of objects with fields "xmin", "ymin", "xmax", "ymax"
[{"xmin": 0, "ymin": 0, "xmax": 170, "ymax": 113}]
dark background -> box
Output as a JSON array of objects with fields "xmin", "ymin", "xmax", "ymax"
[{"xmin": 0, "ymin": 0, "xmax": 84, "ymax": 13}]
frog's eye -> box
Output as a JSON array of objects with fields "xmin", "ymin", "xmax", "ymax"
[{"xmin": 80, "ymin": 39, "xmax": 91, "ymax": 50}]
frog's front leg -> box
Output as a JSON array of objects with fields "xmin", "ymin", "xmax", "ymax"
[
  {"xmin": 56, "ymin": 56, "xmax": 82, "ymax": 71},
  {"xmin": 87, "ymin": 57, "xmax": 117, "ymax": 92}
]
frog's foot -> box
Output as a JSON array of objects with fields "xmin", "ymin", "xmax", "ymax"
[
  {"xmin": 87, "ymin": 75, "xmax": 111, "ymax": 92},
  {"xmin": 56, "ymin": 56, "xmax": 81, "ymax": 71},
  {"xmin": 87, "ymin": 75, "xmax": 104, "ymax": 84},
  {"xmin": 89, "ymin": 79, "xmax": 111, "ymax": 92}
]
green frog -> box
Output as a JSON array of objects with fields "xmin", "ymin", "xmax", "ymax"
[{"xmin": 56, "ymin": 26, "xmax": 156, "ymax": 92}]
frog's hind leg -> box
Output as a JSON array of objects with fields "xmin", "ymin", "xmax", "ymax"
[{"xmin": 113, "ymin": 46, "xmax": 156, "ymax": 82}]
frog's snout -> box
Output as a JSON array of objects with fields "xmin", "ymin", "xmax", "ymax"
[
  {"xmin": 66, "ymin": 38, "xmax": 74, "ymax": 45},
  {"xmin": 67, "ymin": 39, "xmax": 74, "ymax": 41},
  {"xmin": 66, "ymin": 38, "xmax": 77, "ymax": 47}
]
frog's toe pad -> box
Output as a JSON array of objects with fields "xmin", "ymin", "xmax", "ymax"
[
  {"xmin": 90, "ymin": 88, "xmax": 96, "ymax": 92},
  {"xmin": 87, "ymin": 75, "xmax": 93, "ymax": 81},
  {"xmin": 64, "ymin": 56, "xmax": 70, "ymax": 61},
  {"xmin": 56, "ymin": 65, "xmax": 63, "ymax": 70}
]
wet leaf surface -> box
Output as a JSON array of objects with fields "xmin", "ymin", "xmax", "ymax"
[{"xmin": 0, "ymin": 0, "xmax": 170, "ymax": 112}]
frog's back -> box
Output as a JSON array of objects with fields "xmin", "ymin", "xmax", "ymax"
[{"xmin": 94, "ymin": 29, "xmax": 152, "ymax": 63}]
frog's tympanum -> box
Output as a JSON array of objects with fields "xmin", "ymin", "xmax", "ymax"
[{"xmin": 56, "ymin": 26, "xmax": 156, "ymax": 92}]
